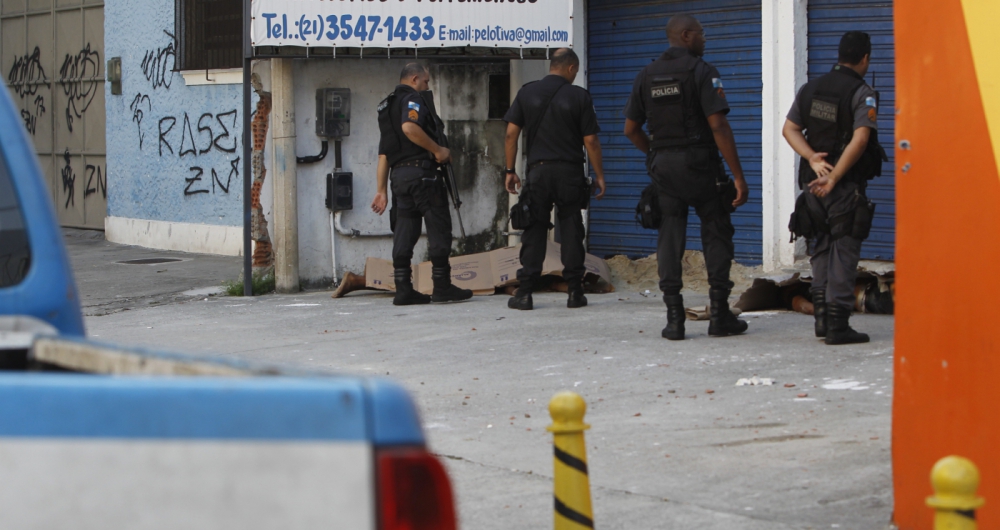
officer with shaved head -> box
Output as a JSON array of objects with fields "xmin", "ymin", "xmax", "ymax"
[{"xmin": 624, "ymin": 14, "xmax": 750, "ymax": 341}]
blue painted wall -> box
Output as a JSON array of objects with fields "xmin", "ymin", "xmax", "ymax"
[{"xmin": 105, "ymin": 0, "xmax": 243, "ymax": 226}]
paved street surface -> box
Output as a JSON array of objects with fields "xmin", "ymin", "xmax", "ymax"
[{"xmin": 71, "ymin": 231, "xmax": 895, "ymax": 530}]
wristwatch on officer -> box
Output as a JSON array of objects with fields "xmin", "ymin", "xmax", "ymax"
[{"xmin": 504, "ymin": 167, "xmax": 517, "ymax": 175}]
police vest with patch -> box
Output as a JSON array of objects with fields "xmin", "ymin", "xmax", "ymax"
[
  {"xmin": 377, "ymin": 85, "xmax": 438, "ymax": 168},
  {"xmin": 641, "ymin": 52, "xmax": 715, "ymax": 150},
  {"xmin": 797, "ymin": 65, "xmax": 888, "ymax": 189}
]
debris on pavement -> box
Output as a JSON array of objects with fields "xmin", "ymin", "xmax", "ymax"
[{"xmin": 736, "ymin": 376, "xmax": 775, "ymax": 386}]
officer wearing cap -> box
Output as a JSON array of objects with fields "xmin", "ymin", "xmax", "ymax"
[
  {"xmin": 623, "ymin": 14, "xmax": 750, "ymax": 341},
  {"xmin": 503, "ymin": 48, "xmax": 607, "ymax": 311},
  {"xmin": 371, "ymin": 63, "xmax": 472, "ymax": 306},
  {"xmin": 783, "ymin": 31, "xmax": 884, "ymax": 345}
]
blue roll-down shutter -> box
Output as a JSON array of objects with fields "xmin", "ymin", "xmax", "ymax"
[
  {"xmin": 807, "ymin": 0, "xmax": 896, "ymax": 260},
  {"xmin": 587, "ymin": 0, "xmax": 763, "ymax": 263}
]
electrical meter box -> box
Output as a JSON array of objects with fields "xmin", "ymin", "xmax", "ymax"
[
  {"xmin": 326, "ymin": 172, "xmax": 353, "ymax": 211},
  {"xmin": 316, "ymin": 88, "xmax": 351, "ymax": 138}
]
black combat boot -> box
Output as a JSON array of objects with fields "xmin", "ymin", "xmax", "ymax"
[
  {"xmin": 508, "ymin": 277, "xmax": 534, "ymax": 310},
  {"xmin": 431, "ymin": 266, "xmax": 473, "ymax": 303},
  {"xmin": 708, "ymin": 288, "xmax": 748, "ymax": 337},
  {"xmin": 567, "ymin": 279, "xmax": 588, "ymax": 309},
  {"xmin": 812, "ymin": 289, "xmax": 828, "ymax": 338},
  {"xmin": 825, "ymin": 304, "xmax": 870, "ymax": 345},
  {"xmin": 662, "ymin": 294, "xmax": 685, "ymax": 341},
  {"xmin": 393, "ymin": 268, "xmax": 431, "ymax": 306}
]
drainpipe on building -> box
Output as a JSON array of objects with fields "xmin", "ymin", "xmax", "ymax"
[{"xmin": 271, "ymin": 58, "xmax": 300, "ymax": 293}]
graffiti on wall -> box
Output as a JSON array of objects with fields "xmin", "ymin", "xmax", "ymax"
[
  {"xmin": 59, "ymin": 149, "xmax": 106, "ymax": 210},
  {"xmin": 58, "ymin": 44, "xmax": 101, "ymax": 133},
  {"xmin": 8, "ymin": 47, "xmax": 50, "ymax": 136},
  {"xmin": 141, "ymin": 30, "xmax": 176, "ymax": 90},
  {"xmin": 129, "ymin": 94, "xmax": 151, "ymax": 149},
  {"xmin": 128, "ymin": 30, "xmax": 240, "ymax": 199}
]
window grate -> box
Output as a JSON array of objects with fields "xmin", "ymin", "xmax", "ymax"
[{"xmin": 175, "ymin": 0, "xmax": 242, "ymax": 71}]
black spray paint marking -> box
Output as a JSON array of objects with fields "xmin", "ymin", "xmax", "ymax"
[
  {"xmin": 61, "ymin": 150, "xmax": 76, "ymax": 209},
  {"xmin": 141, "ymin": 30, "xmax": 176, "ymax": 90},
  {"xmin": 21, "ymin": 95, "xmax": 46, "ymax": 135},
  {"xmin": 212, "ymin": 157, "xmax": 239, "ymax": 194},
  {"xmin": 158, "ymin": 110, "xmax": 238, "ymax": 158},
  {"xmin": 84, "ymin": 164, "xmax": 106, "ymax": 200},
  {"xmin": 159, "ymin": 116, "xmax": 176, "ymax": 156},
  {"xmin": 8, "ymin": 47, "xmax": 49, "ymax": 98},
  {"xmin": 129, "ymin": 94, "xmax": 151, "ymax": 149},
  {"xmin": 59, "ymin": 43, "xmax": 101, "ymax": 133},
  {"xmin": 185, "ymin": 167, "xmax": 209, "ymax": 196}
]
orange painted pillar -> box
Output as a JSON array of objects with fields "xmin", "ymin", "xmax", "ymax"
[{"xmin": 894, "ymin": 1, "xmax": 1000, "ymax": 528}]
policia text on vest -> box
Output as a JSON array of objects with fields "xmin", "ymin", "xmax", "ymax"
[
  {"xmin": 782, "ymin": 30, "xmax": 889, "ymax": 346},
  {"xmin": 623, "ymin": 14, "xmax": 750, "ymax": 342},
  {"xmin": 371, "ymin": 63, "xmax": 474, "ymax": 306}
]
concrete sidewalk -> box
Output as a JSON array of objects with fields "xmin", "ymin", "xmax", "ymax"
[
  {"xmin": 64, "ymin": 229, "xmax": 241, "ymax": 316},
  {"xmin": 68, "ymin": 231, "xmax": 895, "ymax": 529}
]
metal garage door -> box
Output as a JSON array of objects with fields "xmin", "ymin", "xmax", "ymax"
[
  {"xmin": 807, "ymin": 0, "xmax": 895, "ymax": 260},
  {"xmin": 1, "ymin": 0, "xmax": 106, "ymax": 230},
  {"xmin": 587, "ymin": 0, "xmax": 763, "ymax": 263}
]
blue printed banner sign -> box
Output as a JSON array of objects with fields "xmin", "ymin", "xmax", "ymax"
[{"xmin": 251, "ymin": 0, "xmax": 573, "ymax": 49}]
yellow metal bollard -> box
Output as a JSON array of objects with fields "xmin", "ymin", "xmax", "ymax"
[
  {"xmin": 547, "ymin": 391, "xmax": 594, "ymax": 529},
  {"xmin": 926, "ymin": 456, "xmax": 985, "ymax": 530}
]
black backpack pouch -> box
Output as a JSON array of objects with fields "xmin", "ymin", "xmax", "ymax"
[{"xmin": 636, "ymin": 183, "xmax": 662, "ymax": 230}]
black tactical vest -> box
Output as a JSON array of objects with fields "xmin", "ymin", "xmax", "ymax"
[
  {"xmin": 641, "ymin": 52, "xmax": 715, "ymax": 150},
  {"xmin": 797, "ymin": 65, "xmax": 885, "ymax": 188},
  {"xmin": 377, "ymin": 85, "xmax": 437, "ymax": 168}
]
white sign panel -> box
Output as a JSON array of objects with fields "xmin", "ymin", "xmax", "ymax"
[{"xmin": 251, "ymin": 0, "xmax": 573, "ymax": 49}]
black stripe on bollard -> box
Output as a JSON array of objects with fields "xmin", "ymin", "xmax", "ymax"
[
  {"xmin": 554, "ymin": 446, "xmax": 589, "ymax": 474},
  {"xmin": 555, "ymin": 496, "xmax": 595, "ymax": 528},
  {"xmin": 957, "ymin": 509, "xmax": 977, "ymax": 520}
]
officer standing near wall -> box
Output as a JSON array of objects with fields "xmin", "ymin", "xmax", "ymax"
[
  {"xmin": 783, "ymin": 31, "xmax": 883, "ymax": 345},
  {"xmin": 503, "ymin": 49, "xmax": 606, "ymax": 311},
  {"xmin": 623, "ymin": 14, "xmax": 749, "ymax": 341},
  {"xmin": 371, "ymin": 63, "xmax": 473, "ymax": 306}
]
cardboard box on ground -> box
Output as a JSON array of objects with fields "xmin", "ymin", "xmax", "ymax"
[{"xmin": 364, "ymin": 241, "xmax": 614, "ymax": 296}]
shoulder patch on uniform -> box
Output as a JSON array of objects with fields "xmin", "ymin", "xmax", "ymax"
[
  {"xmin": 408, "ymin": 102, "xmax": 421, "ymax": 112},
  {"xmin": 408, "ymin": 109, "xmax": 419, "ymax": 122},
  {"xmin": 865, "ymin": 96, "xmax": 877, "ymax": 109},
  {"xmin": 712, "ymin": 78, "xmax": 724, "ymax": 89},
  {"xmin": 868, "ymin": 107, "xmax": 878, "ymax": 123}
]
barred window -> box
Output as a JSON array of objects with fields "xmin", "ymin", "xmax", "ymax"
[{"xmin": 175, "ymin": 0, "xmax": 242, "ymax": 71}]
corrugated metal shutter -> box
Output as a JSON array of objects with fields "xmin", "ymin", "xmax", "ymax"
[
  {"xmin": 587, "ymin": 0, "xmax": 763, "ymax": 263},
  {"xmin": 807, "ymin": 0, "xmax": 895, "ymax": 260}
]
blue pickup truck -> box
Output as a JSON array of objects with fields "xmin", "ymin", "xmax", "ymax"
[{"xmin": 0, "ymin": 82, "xmax": 456, "ymax": 529}]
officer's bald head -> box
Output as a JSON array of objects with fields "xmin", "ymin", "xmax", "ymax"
[
  {"xmin": 549, "ymin": 48, "xmax": 580, "ymax": 83},
  {"xmin": 666, "ymin": 15, "xmax": 705, "ymax": 56}
]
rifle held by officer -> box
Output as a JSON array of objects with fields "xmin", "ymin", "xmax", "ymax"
[{"xmin": 420, "ymin": 90, "xmax": 467, "ymax": 239}]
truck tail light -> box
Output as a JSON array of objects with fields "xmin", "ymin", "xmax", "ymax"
[{"xmin": 377, "ymin": 447, "xmax": 457, "ymax": 530}]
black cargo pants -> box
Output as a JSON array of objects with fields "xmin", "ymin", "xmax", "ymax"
[
  {"xmin": 650, "ymin": 148, "xmax": 736, "ymax": 296},
  {"xmin": 390, "ymin": 166, "xmax": 453, "ymax": 269},
  {"xmin": 516, "ymin": 162, "xmax": 589, "ymax": 287}
]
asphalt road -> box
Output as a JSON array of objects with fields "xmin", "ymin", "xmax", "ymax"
[{"xmin": 70, "ymin": 231, "xmax": 896, "ymax": 530}]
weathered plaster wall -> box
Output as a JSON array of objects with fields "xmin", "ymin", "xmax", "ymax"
[
  {"xmin": 288, "ymin": 59, "xmax": 508, "ymax": 287},
  {"xmin": 104, "ymin": 0, "xmax": 244, "ymax": 230}
]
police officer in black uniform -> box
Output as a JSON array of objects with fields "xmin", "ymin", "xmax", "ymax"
[
  {"xmin": 371, "ymin": 63, "xmax": 472, "ymax": 306},
  {"xmin": 503, "ymin": 49, "xmax": 606, "ymax": 310},
  {"xmin": 783, "ymin": 31, "xmax": 882, "ymax": 345},
  {"xmin": 623, "ymin": 14, "xmax": 750, "ymax": 341}
]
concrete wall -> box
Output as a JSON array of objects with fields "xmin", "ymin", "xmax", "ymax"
[
  {"xmin": 284, "ymin": 59, "xmax": 510, "ymax": 287},
  {"xmin": 104, "ymin": 0, "xmax": 245, "ymax": 255},
  {"xmin": 761, "ymin": 0, "xmax": 808, "ymax": 272}
]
